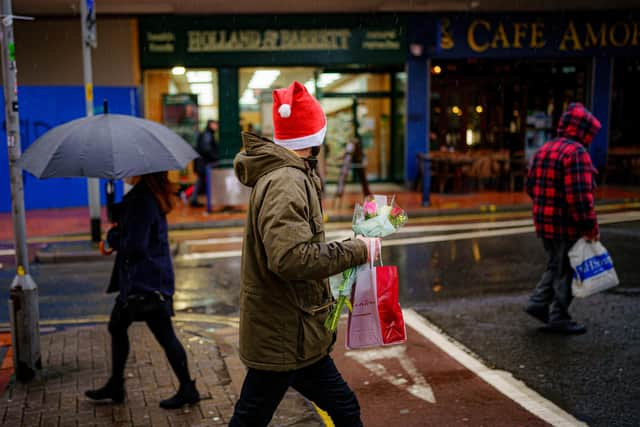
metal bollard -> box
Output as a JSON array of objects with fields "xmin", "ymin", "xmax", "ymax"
[{"xmin": 9, "ymin": 268, "xmax": 41, "ymax": 382}]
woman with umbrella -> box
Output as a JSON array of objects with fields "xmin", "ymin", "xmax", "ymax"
[
  {"xmin": 85, "ymin": 171, "xmax": 200, "ymax": 408},
  {"xmin": 19, "ymin": 108, "xmax": 203, "ymax": 408}
]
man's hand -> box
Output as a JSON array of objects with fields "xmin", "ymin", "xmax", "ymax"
[
  {"xmin": 356, "ymin": 236, "xmax": 381, "ymax": 263},
  {"xmin": 585, "ymin": 230, "xmax": 600, "ymax": 242}
]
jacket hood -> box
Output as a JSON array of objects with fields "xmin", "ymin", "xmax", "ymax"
[
  {"xmin": 557, "ymin": 102, "xmax": 601, "ymax": 145},
  {"xmin": 234, "ymin": 132, "xmax": 308, "ymax": 187}
]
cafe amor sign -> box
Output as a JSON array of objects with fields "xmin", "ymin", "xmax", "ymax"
[{"xmin": 424, "ymin": 14, "xmax": 640, "ymax": 57}]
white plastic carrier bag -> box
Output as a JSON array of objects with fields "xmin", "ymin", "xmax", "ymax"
[{"xmin": 569, "ymin": 238, "xmax": 619, "ymax": 298}]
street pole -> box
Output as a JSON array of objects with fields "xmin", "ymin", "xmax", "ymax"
[
  {"xmin": 0, "ymin": 0, "xmax": 41, "ymax": 382},
  {"xmin": 80, "ymin": 0, "xmax": 101, "ymax": 243}
]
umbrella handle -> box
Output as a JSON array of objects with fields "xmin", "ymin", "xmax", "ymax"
[{"xmin": 99, "ymin": 240, "xmax": 114, "ymax": 256}]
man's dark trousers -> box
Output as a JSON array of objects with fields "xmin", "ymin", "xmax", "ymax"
[
  {"xmin": 228, "ymin": 355, "xmax": 362, "ymax": 427},
  {"xmin": 529, "ymin": 239, "xmax": 577, "ymax": 323}
]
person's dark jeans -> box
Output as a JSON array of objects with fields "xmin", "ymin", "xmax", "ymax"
[
  {"xmin": 108, "ymin": 302, "xmax": 191, "ymax": 385},
  {"xmin": 228, "ymin": 355, "xmax": 362, "ymax": 427},
  {"xmin": 190, "ymin": 171, "xmax": 207, "ymax": 204},
  {"xmin": 529, "ymin": 238, "xmax": 577, "ymax": 323}
]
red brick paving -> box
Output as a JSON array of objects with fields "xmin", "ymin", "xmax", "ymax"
[{"xmin": 0, "ymin": 322, "xmax": 321, "ymax": 427}]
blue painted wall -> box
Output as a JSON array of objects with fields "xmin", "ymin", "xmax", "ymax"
[
  {"xmin": 405, "ymin": 57, "xmax": 429, "ymax": 188},
  {"xmin": 589, "ymin": 57, "xmax": 613, "ymax": 171},
  {"xmin": 0, "ymin": 86, "xmax": 140, "ymax": 212}
]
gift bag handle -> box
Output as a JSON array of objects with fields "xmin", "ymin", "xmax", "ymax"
[{"xmin": 369, "ymin": 239, "xmax": 384, "ymax": 268}]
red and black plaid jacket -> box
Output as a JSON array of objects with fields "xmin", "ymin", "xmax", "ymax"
[{"xmin": 526, "ymin": 103, "xmax": 600, "ymax": 241}]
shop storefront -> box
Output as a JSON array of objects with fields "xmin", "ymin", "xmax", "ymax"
[
  {"xmin": 407, "ymin": 12, "xmax": 640, "ymax": 203},
  {"xmin": 138, "ymin": 15, "xmax": 407, "ymax": 184}
]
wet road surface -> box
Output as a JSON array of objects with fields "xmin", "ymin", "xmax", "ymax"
[{"xmin": 0, "ymin": 213, "xmax": 638, "ymax": 425}]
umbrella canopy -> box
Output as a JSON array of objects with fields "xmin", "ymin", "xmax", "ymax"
[{"xmin": 19, "ymin": 114, "xmax": 199, "ymax": 179}]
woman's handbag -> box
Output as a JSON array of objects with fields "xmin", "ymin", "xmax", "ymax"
[
  {"xmin": 125, "ymin": 291, "xmax": 172, "ymax": 319},
  {"xmin": 569, "ymin": 237, "xmax": 619, "ymax": 298},
  {"xmin": 346, "ymin": 240, "xmax": 407, "ymax": 349}
]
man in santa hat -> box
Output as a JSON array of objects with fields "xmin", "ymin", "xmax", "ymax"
[{"xmin": 230, "ymin": 81, "xmax": 379, "ymax": 426}]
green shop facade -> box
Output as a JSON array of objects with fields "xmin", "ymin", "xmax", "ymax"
[{"xmin": 138, "ymin": 15, "xmax": 410, "ymax": 185}]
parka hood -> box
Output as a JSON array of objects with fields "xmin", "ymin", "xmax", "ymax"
[
  {"xmin": 234, "ymin": 132, "xmax": 308, "ymax": 187},
  {"xmin": 557, "ymin": 102, "xmax": 601, "ymax": 146}
]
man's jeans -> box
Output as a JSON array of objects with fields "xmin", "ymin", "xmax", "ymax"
[
  {"xmin": 228, "ymin": 355, "xmax": 362, "ymax": 427},
  {"xmin": 529, "ymin": 238, "xmax": 577, "ymax": 322}
]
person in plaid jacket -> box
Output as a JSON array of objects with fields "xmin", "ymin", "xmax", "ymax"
[{"xmin": 525, "ymin": 102, "xmax": 600, "ymax": 335}]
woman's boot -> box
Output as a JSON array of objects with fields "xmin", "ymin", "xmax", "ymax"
[
  {"xmin": 159, "ymin": 379, "xmax": 200, "ymax": 409},
  {"xmin": 85, "ymin": 377, "xmax": 125, "ymax": 403}
]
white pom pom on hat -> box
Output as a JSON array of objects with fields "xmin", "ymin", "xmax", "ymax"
[
  {"xmin": 272, "ymin": 81, "xmax": 327, "ymax": 150},
  {"xmin": 278, "ymin": 104, "xmax": 291, "ymax": 118}
]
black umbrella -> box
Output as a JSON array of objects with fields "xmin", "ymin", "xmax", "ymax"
[{"xmin": 19, "ymin": 106, "xmax": 198, "ymax": 180}]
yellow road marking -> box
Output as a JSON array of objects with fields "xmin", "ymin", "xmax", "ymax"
[{"xmin": 313, "ymin": 403, "xmax": 335, "ymax": 427}]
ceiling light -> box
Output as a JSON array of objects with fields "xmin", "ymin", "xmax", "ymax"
[
  {"xmin": 303, "ymin": 79, "xmax": 316, "ymax": 95},
  {"xmin": 432, "ymin": 65, "xmax": 442, "ymax": 75},
  {"xmin": 317, "ymin": 73, "xmax": 341, "ymax": 88},
  {"xmin": 171, "ymin": 66, "xmax": 186, "ymax": 76},
  {"xmin": 248, "ymin": 70, "xmax": 281, "ymax": 89},
  {"xmin": 190, "ymin": 83, "xmax": 213, "ymax": 105},
  {"xmin": 240, "ymin": 89, "xmax": 258, "ymax": 105},
  {"xmin": 186, "ymin": 71, "xmax": 212, "ymax": 83},
  {"xmin": 475, "ymin": 105, "xmax": 484, "ymax": 114}
]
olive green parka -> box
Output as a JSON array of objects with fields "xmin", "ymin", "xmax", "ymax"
[{"xmin": 233, "ymin": 133, "xmax": 368, "ymax": 371}]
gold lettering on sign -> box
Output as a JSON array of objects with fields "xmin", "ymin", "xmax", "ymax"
[
  {"xmin": 468, "ymin": 20, "xmax": 491, "ymax": 52},
  {"xmin": 262, "ymin": 30, "xmax": 278, "ymax": 49},
  {"xmin": 440, "ymin": 18, "xmax": 455, "ymax": 49},
  {"xmin": 585, "ymin": 23, "xmax": 607, "ymax": 47},
  {"xmin": 530, "ymin": 23, "xmax": 546, "ymax": 48},
  {"xmin": 490, "ymin": 23, "xmax": 510, "ymax": 48},
  {"xmin": 609, "ymin": 22, "xmax": 631, "ymax": 47},
  {"xmin": 559, "ymin": 21, "xmax": 582, "ymax": 51},
  {"xmin": 512, "ymin": 22, "xmax": 527, "ymax": 48},
  {"xmin": 186, "ymin": 29, "xmax": 351, "ymax": 52}
]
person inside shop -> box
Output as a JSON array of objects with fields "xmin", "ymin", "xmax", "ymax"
[
  {"xmin": 86, "ymin": 172, "xmax": 200, "ymax": 408},
  {"xmin": 190, "ymin": 119, "xmax": 219, "ymax": 207}
]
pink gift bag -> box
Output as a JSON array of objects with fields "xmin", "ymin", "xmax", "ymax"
[{"xmin": 346, "ymin": 241, "xmax": 407, "ymax": 349}]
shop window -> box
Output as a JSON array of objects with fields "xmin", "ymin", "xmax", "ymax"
[
  {"xmin": 142, "ymin": 67, "xmax": 219, "ymax": 184},
  {"xmin": 237, "ymin": 69, "xmax": 400, "ymax": 183},
  {"xmin": 608, "ymin": 58, "xmax": 640, "ymax": 185}
]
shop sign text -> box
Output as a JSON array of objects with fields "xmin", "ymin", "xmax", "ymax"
[{"xmin": 438, "ymin": 17, "xmax": 640, "ymax": 55}]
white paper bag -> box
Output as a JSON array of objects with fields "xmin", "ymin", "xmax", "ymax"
[
  {"xmin": 569, "ymin": 238, "xmax": 619, "ymax": 298},
  {"xmin": 346, "ymin": 264, "xmax": 384, "ymax": 349}
]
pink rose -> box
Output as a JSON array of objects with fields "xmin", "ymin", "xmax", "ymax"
[
  {"xmin": 391, "ymin": 206, "xmax": 403, "ymax": 217},
  {"xmin": 363, "ymin": 201, "xmax": 377, "ymax": 218}
]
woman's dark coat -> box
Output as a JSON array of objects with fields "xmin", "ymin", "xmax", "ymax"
[{"xmin": 106, "ymin": 181, "xmax": 174, "ymax": 300}]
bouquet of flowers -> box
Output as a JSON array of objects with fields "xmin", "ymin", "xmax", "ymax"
[{"xmin": 324, "ymin": 195, "xmax": 408, "ymax": 332}]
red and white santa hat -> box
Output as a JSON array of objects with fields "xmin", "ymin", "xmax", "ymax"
[{"xmin": 272, "ymin": 81, "xmax": 327, "ymax": 150}]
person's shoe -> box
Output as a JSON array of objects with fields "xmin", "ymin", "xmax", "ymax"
[
  {"xmin": 190, "ymin": 201, "xmax": 204, "ymax": 208},
  {"xmin": 160, "ymin": 380, "xmax": 200, "ymax": 409},
  {"xmin": 85, "ymin": 378, "xmax": 125, "ymax": 403},
  {"xmin": 543, "ymin": 320, "xmax": 587, "ymax": 335},
  {"xmin": 524, "ymin": 303, "xmax": 549, "ymax": 324}
]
